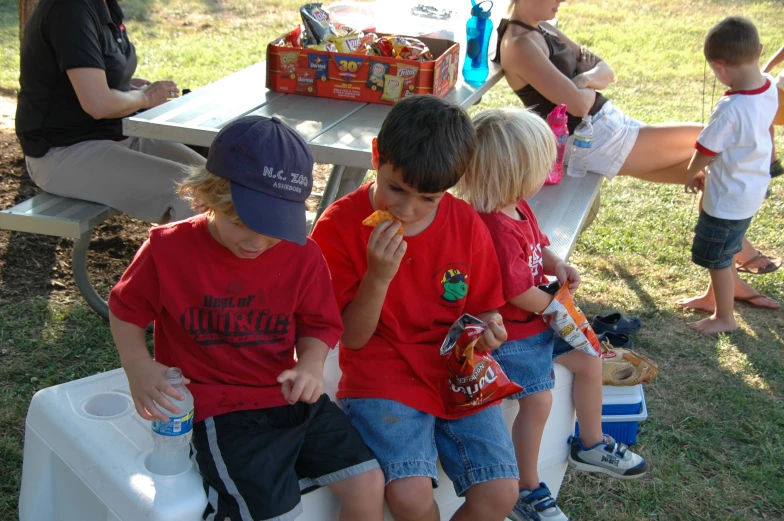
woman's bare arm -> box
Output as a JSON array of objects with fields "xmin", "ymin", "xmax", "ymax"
[
  {"xmin": 501, "ymin": 33, "xmax": 598, "ymax": 116},
  {"xmin": 67, "ymin": 68, "xmax": 178, "ymax": 120},
  {"xmin": 544, "ymin": 22, "xmax": 615, "ymax": 90},
  {"xmin": 763, "ymin": 43, "xmax": 784, "ymax": 74}
]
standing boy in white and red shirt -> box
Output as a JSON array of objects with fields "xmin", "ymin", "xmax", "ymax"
[{"xmin": 680, "ymin": 16, "xmax": 780, "ymax": 333}]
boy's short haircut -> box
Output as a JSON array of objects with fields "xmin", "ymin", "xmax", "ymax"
[
  {"xmin": 177, "ymin": 166, "xmax": 243, "ymax": 224},
  {"xmin": 376, "ymin": 94, "xmax": 476, "ymax": 193},
  {"xmin": 455, "ymin": 108, "xmax": 556, "ymax": 213},
  {"xmin": 704, "ymin": 16, "xmax": 760, "ymax": 66}
]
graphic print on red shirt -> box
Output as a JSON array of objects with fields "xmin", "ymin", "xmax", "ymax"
[
  {"xmin": 480, "ymin": 199, "xmax": 551, "ymax": 342},
  {"xmin": 311, "ymin": 183, "xmax": 507, "ymax": 419},
  {"xmin": 109, "ymin": 214, "xmax": 343, "ymax": 423}
]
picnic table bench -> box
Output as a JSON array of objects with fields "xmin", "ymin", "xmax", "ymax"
[{"xmin": 0, "ymin": 60, "xmax": 601, "ymax": 319}]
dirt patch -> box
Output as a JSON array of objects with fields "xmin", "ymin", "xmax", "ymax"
[{"xmin": 0, "ymin": 94, "xmax": 332, "ymax": 307}]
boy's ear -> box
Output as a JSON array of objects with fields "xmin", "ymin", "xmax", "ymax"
[{"xmin": 371, "ymin": 137, "xmax": 380, "ymax": 170}]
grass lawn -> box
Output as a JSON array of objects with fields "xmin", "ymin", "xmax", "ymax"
[{"xmin": 1, "ymin": 0, "xmax": 783, "ymax": 520}]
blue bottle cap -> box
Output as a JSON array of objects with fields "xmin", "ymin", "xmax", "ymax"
[{"xmin": 471, "ymin": 0, "xmax": 493, "ymax": 18}]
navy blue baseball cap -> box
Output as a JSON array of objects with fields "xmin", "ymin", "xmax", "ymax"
[{"xmin": 206, "ymin": 116, "xmax": 314, "ymax": 245}]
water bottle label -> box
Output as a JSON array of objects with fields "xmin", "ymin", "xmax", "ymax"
[
  {"xmin": 573, "ymin": 137, "xmax": 592, "ymax": 149},
  {"xmin": 152, "ymin": 409, "xmax": 194, "ymax": 436}
]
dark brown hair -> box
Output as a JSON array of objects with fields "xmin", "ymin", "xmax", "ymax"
[
  {"xmin": 376, "ymin": 95, "xmax": 477, "ymax": 193},
  {"xmin": 704, "ymin": 16, "xmax": 760, "ymax": 66}
]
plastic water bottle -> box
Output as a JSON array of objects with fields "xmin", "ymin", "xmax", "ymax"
[
  {"xmin": 462, "ymin": 0, "xmax": 494, "ymax": 86},
  {"xmin": 567, "ymin": 115, "xmax": 594, "ymax": 178},
  {"xmin": 147, "ymin": 367, "xmax": 194, "ymax": 475},
  {"xmin": 545, "ymin": 104, "xmax": 569, "ymax": 185}
]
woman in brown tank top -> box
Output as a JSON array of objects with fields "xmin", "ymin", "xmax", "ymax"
[
  {"xmin": 499, "ymin": 0, "xmax": 705, "ymax": 184},
  {"xmin": 498, "ymin": 0, "xmax": 778, "ymax": 286}
]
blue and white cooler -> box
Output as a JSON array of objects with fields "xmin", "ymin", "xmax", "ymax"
[{"xmin": 575, "ymin": 384, "xmax": 648, "ymax": 445}]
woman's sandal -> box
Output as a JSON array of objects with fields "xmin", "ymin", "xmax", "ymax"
[
  {"xmin": 735, "ymin": 251, "xmax": 782, "ymax": 275},
  {"xmin": 734, "ymin": 293, "xmax": 781, "ymax": 310}
]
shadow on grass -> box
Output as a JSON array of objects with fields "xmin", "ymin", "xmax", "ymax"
[{"xmin": 561, "ymin": 289, "xmax": 784, "ymax": 520}]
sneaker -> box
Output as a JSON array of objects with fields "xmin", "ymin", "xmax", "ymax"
[
  {"xmin": 508, "ymin": 483, "xmax": 569, "ymax": 521},
  {"xmin": 568, "ymin": 435, "xmax": 649, "ymax": 479}
]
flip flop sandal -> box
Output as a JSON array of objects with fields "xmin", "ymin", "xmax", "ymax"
[
  {"xmin": 771, "ymin": 159, "xmax": 784, "ymax": 179},
  {"xmin": 735, "ymin": 252, "xmax": 782, "ymax": 275},
  {"xmin": 734, "ymin": 293, "xmax": 781, "ymax": 310},
  {"xmin": 592, "ymin": 313, "xmax": 642, "ymax": 335},
  {"xmin": 600, "ymin": 343, "xmax": 658, "ymax": 386},
  {"xmin": 597, "ymin": 331, "xmax": 632, "ymax": 349}
]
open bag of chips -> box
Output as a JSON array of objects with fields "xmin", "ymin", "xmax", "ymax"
[
  {"xmin": 536, "ymin": 282, "xmax": 601, "ymax": 357},
  {"xmin": 439, "ymin": 314, "xmax": 523, "ymax": 416}
]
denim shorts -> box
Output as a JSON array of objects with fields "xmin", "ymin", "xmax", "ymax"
[
  {"xmin": 492, "ymin": 328, "xmax": 573, "ymax": 399},
  {"xmin": 339, "ymin": 398, "xmax": 519, "ymax": 496},
  {"xmin": 691, "ymin": 210, "xmax": 753, "ymax": 270},
  {"xmin": 563, "ymin": 101, "xmax": 642, "ymax": 180}
]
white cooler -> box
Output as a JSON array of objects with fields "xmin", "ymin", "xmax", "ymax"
[{"xmin": 19, "ymin": 350, "xmax": 575, "ymax": 521}]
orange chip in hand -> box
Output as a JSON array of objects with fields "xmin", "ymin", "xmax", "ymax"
[{"xmin": 362, "ymin": 210, "xmax": 404, "ymax": 234}]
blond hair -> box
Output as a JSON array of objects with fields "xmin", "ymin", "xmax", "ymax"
[
  {"xmin": 454, "ymin": 108, "xmax": 556, "ymax": 213},
  {"xmin": 177, "ymin": 166, "xmax": 243, "ymax": 224}
]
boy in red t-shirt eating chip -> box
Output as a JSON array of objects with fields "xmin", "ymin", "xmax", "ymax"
[
  {"xmin": 311, "ymin": 95, "xmax": 520, "ymax": 521},
  {"xmin": 109, "ymin": 115, "xmax": 384, "ymax": 521}
]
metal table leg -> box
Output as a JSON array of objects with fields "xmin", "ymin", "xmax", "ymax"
[
  {"xmin": 312, "ymin": 166, "xmax": 369, "ymax": 227},
  {"xmin": 71, "ymin": 229, "xmax": 109, "ymax": 321}
]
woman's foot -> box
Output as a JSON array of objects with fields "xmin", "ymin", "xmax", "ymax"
[
  {"xmin": 735, "ymin": 292, "xmax": 781, "ymax": 310},
  {"xmin": 688, "ymin": 315, "xmax": 738, "ymax": 335},
  {"xmin": 735, "ymin": 239, "xmax": 781, "ymax": 274}
]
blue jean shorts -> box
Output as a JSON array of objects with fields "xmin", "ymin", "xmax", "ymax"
[
  {"xmin": 492, "ymin": 328, "xmax": 573, "ymax": 399},
  {"xmin": 692, "ymin": 210, "xmax": 753, "ymax": 270},
  {"xmin": 339, "ymin": 398, "xmax": 518, "ymax": 496}
]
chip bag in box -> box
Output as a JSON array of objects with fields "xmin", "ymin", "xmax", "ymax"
[{"xmin": 440, "ymin": 314, "xmax": 523, "ymax": 416}]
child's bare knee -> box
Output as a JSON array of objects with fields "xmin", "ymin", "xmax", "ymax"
[
  {"xmin": 464, "ymin": 478, "xmax": 519, "ymax": 516},
  {"xmin": 518, "ymin": 391, "xmax": 552, "ymax": 420},
  {"xmin": 385, "ymin": 477, "xmax": 435, "ymax": 520}
]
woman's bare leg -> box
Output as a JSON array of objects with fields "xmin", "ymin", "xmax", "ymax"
[{"xmin": 617, "ymin": 124, "xmax": 703, "ymax": 184}]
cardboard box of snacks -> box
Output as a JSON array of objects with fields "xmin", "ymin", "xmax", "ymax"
[{"xmin": 266, "ymin": 33, "xmax": 460, "ymax": 105}]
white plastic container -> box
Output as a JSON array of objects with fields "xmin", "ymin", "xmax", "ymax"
[{"xmin": 19, "ymin": 354, "xmax": 576, "ymax": 521}]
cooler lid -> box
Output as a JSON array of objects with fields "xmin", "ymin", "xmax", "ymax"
[{"xmin": 601, "ymin": 383, "xmax": 644, "ymax": 405}]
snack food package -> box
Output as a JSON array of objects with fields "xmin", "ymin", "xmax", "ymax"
[
  {"xmin": 537, "ymin": 283, "xmax": 601, "ymax": 357},
  {"xmin": 396, "ymin": 63, "xmax": 419, "ymax": 96},
  {"xmin": 279, "ymin": 50, "xmax": 301, "ymax": 79},
  {"xmin": 330, "ymin": 32, "xmax": 364, "ymax": 53},
  {"xmin": 366, "ymin": 59, "xmax": 391, "ymax": 89},
  {"xmin": 301, "ymin": 3, "xmax": 339, "ymax": 45},
  {"xmin": 306, "ymin": 42, "xmax": 338, "ymax": 52},
  {"xmin": 384, "ymin": 36, "xmax": 433, "ymax": 61},
  {"xmin": 362, "ymin": 209, "xmax": 404, "ymax": 234},
  {"xmin": 440, "ymin": 314, "xmax": 524, "ymax": 416},
  {"xmin": 295, "ymin": 67, "xmax": 317, "ymax": 94},
  {"xmin": 380, "ymin": 74, "xmax": 403, "ymax": 102}
]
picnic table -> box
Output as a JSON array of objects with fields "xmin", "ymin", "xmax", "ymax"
[{"xmin": 123, "ymin": 60, "xmax": 603, "ymax": 260}]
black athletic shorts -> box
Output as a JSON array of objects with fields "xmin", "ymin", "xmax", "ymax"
[{"xmin": 191, "ymin": 394, "xmax": 379, "ymax": 521}]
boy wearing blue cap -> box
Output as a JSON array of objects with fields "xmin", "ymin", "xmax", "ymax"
[{"xmin": 109, "ymin": 115, "xmax": 384, "ymax": 521}]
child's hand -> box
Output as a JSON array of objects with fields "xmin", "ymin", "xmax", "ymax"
[
  {"xmin": 554, "ymin": 261, "xmax": 581, "ymax": 291},
  {"xmin": 475, "ymin": 312, "xmax": 508, "ymax": 351},
  {"xmin": 366, "ymin": 219, "xmax": 407, "ymax": 284},
  {"xmin": 277, "ymin": 363, "xmax": 324, "ymax": 404},
  {"xmin": 124, "ymin": 357, "xmax": 190, "ymax": 422},
  {"xmin": 685, "ymin": 170, "xmax": 705, "ymax": 193}
]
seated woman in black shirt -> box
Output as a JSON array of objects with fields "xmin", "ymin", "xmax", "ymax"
[{"xmin": 15, "ymin": 0, "xmax": 205, "ymax": 224}]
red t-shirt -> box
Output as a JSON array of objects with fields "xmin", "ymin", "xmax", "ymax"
[
  {"xmin": 480, "ymin": 200, "xmax": 551, "ymax": 342},
  {"xmin": 311, "ymin": 183, "xmax": 506, "ymax": 419},
  {"xmin": 109, "ymin": 214, "xmax": 343, "ymax": 423}
]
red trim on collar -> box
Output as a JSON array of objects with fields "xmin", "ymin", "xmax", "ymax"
[
  {"xmin": 695, "ymin": 142, "xmax": 718, "ymax": 157},
  {"xmin": 119, "ymin": 23, "xmax": 126, "ymax": 32},
  {"xmin": 724, "ymin": 78, "xmax": 771, "ymax": 96}
]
